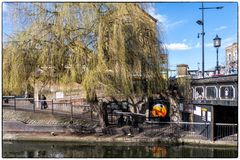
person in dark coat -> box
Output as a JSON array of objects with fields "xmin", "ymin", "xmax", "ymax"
[
  {"xmin": 40, "ymin": 95, "xmax": 44, "ymax": 109},
  {"xmin": 118, "ymin": 114, "xmax": 125, "ymax": 127},
  {"xmin": 42, "ymin": 95, "xmax": 48, "ymax": 109},
  {"xmin": 40, "ymin": 94, "xmax": 48, "ymax": 109}
]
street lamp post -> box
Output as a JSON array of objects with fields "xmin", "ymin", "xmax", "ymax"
[
  {"xmin": 196, "ymin": 3, "xmax": 223, "ymax": 78},
  {"xmin": 213, "ymin": 34, "xmax": 221, "ymax": 74}
]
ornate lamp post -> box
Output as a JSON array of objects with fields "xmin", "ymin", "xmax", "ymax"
[
  {"xmin": 213, "ymin": 35, "xmax": 221, "ymax": 74},
  {"xmin": 196, "ymin": 3, "xmax": 223, "ymax": 78}
]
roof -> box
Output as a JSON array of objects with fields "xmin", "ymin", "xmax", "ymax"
[
  {"xmin": 177, "ymin": 64, "xmax": 188, "ymax": 67},
  {"xmin": 225, "ymin": 42, "xmax": 238, "ymax": 49},
  {"xmin": 134, "ymin": 4, "xmax": 158, "ymax": 23},
  {"xmin": 191, "ymin": 74, "xmax": 238, "ymax": 84}
]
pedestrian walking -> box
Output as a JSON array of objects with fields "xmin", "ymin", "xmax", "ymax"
[
  {"xmin": 42, "ymin": 95, "xmax": 48, "ymax": 109},
  {"xmin": 40, "ymin": 94, "xmax": 48, "ymax": 109},
  {"xmin": 40, "ymin": 94, "xmax": 44, "ymax": 110}
]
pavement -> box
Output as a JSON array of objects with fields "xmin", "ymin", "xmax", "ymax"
[
  {"xmin": 3, "ymin": 121, "xmax": 69, "ymax": 133},
  {"xmin": 3, "ymin": 120, "xmax": 237, "ymax": 147},
  {"xmin": 2, "ymin": 108, "xmax": 238, "ymax": 147}
]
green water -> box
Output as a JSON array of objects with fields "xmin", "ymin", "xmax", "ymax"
[{"xmin": 2, "ymin": 140, "xmax": 238, "ymax": 158}]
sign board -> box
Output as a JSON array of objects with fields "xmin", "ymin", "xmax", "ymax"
[
  {"xmin": 194, "ymin": 106, "xmax": 201, "ymax": 116},
  {"xmin": 207, "ymin": 111, "xmax": 211, "ymax": 122},
  {"xmin": 56, "ymin": 92, "xmax": 64, "ymax": 99},
  {"xmin": 202, "ymin": 110, "xmax": 206, "ymax": 121}
]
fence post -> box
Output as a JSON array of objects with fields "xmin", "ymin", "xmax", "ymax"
[
  {"xmin": 33, "ymin": 100, "xmax": 35, "ymax": 112},
  {"xmin": 52, "ymin": 99, "xmax": 54, "ymax": 114},
  {"xmin": 14, "ymin": 96, "xmax": 16, "ymax": 111},
  {"xmin": 231, "ymin": 125, "xmax": 233, "ymax": 141},
  {"xmin": 211, "ymin": 106, "xmax": 215, "ymax": 141}
]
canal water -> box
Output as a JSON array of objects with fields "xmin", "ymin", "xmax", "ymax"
[{"xmin": 3, "ymin": 140, "xmax": 237, "ymax": 158}]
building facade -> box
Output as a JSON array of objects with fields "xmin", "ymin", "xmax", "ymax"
[{"xmin": 225, "ymin": 43, "xmax": 238, "ymax": 74}]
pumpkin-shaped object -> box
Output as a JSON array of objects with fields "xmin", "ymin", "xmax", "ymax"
[{"xmin": 152, "ymin": 104, "xmax": 167, "ymax": 118}]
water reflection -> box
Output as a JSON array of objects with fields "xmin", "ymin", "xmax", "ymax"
[
  {"xmin": 151, "ymin": 146, "xmax": 167, "ymax": 157},
  {"xmin": 2, "ymin": 141, "xmax": 237, "ymax": 158}
]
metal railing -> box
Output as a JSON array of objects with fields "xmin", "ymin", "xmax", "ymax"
[
  {"xmin": 215, "ymin": 123, "xmax": 238, "ymax": 141},
  {"xmin": 3, "ymin": 96, "xmax": 238, "ymax": 141},
  {"xmin": 3, "ymin": 96, "xmax": 17, "ymax": 110},
  {"xmin": 144, "ymin": 121, "xmax": 211, "ymax": 139},
  {"xmin": 144, "ymin": 121, "xmax": 237, "ymax": 141},
  {"xmin": 2, "ymin": 96, "xmax": 93, "ymax": 120}
]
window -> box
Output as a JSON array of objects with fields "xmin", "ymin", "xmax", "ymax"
[
  {"xmin": 229, "ymin": 54, "xmax": 231, "ymax": 63},
  {"xmin": 219, "ymin": 85, "xmax": 235, "ymax": 100},
  {"xmin": 195, "ymin": 86, "xmax": 204, "ymax": 100},
  {"xmin": 206, "ymin": 86, "xmax": 217, "ymax": 100},
  {"xmin": 234, "ymin": 50, "xmax": 237, "ymax": 61}
]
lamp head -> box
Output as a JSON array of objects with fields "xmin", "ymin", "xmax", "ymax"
[
  {"xmin": 213, "ymin": 34, "xmax": 221, "ymax": 48},
  {"xmin": 196, "ymin": 20, "xmax": 203, "ymax": 25}
]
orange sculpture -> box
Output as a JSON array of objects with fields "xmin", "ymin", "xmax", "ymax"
[{"xmin": 152, "ymin": 104, "xmax": 167, "ymax": 117}]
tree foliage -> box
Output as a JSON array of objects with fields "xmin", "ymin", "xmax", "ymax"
[
  {"xmin": 82, "ymin": 4, "xmax": 167, "ymax": 105},
  {"xmin": 3, "ymin": 3, "xmax": 100, "ymax": 94},
  {"xmin": 3, "ymin": 3, "xmax": 167, "ymax": 113}
]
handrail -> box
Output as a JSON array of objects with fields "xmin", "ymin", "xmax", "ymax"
[
  {"xmin": 2, "ymin": 96, "xmax": 15, "ymax": 98},
  {"xmin": 15, "ymin": 98, "xmax": 34, "ymax": 100},
  {"xmin": 145, "ymin": 121, "xmax": 237, "ymax": 126},
  {"xmin": 35, "ymin": 100, "xmax": 53, "ymax": 102},
  {"xmin": 145, "ymin": 121, "xmax": 211, "ymax": 125},
  {"xmin": 52, "ymin": 102, "xmax": 72, "ymax": 104},
  {"xmin": 215, "ymin": 123, "xmax": 238, "ymax": 126}
]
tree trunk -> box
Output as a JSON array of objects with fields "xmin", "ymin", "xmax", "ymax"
[
  {"xmin": 102, "ymin": 102, "xmax": 109, "ymax": 126},
  {"xmin": 92, "ymin": 101, "xmax": 109, "ymax": 129},
  {"xmin": 132, "ymin": 104, "xmax": 138, "ymax": 113}
]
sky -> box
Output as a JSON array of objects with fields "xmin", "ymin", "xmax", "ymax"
[
  {"xmin": 2, "ymin": 2, "xmax": 238, "ymax": 71},
  {"xmin": 145, "ymin": 2, "xmax": 238, "ymax": 71}
]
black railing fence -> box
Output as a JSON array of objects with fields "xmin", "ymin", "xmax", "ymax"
[
  {"xmin": 144, "ymin": 121, "xmax": 211, "ymax": 139},
  {"xmin": 2, "ymin": 96, "xmax": 93, "ymax": 120},
  {"xmin": 144, "ymin": 121, "xmax": 237, "ymax": 141},
  {"xmin": 215, "ymin": 123, "xmax": 237, "ymax": 141},
  {"xmin": 2, "ymin": 96, "xmax": 238, "ymax": 141}
]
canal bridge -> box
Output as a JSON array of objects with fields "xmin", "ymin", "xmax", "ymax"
[{"xmin": 190, "ymin": 74, "xmax": 238, "ymax": 140}]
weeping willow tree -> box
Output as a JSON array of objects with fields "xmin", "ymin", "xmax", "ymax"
[
  {"xmin": 83, "ymin": 4, "xmax": 167, "ymax": 113},
  {"xmin": 3, "ymin": 3, "xmax": 167, "ymax": 128},
  {"xmin": 3, "ymin": 3, "xmax": 100, "ymax": 95}
]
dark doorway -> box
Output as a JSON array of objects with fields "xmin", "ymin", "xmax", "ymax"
[
  {"xmin": 214, "ymin": 105, "xmax": 238, "ymax": 140},
  {"xmin": 214, "ymin": 106, "xmax": 237, "ymax": 123}
]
